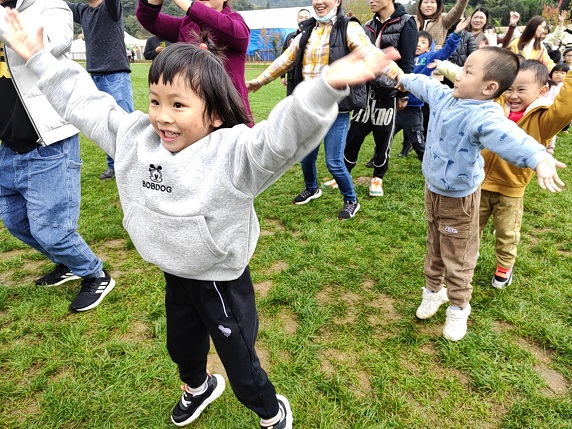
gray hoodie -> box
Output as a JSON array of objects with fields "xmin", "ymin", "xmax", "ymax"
[{"xmin": 26, "ymin": 49, "xmax": 347, "ymax": 281}]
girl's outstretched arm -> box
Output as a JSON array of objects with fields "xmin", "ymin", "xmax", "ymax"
[{"xmin": 325, "ymin": 47, "xmax": 401, "ymax": 90}]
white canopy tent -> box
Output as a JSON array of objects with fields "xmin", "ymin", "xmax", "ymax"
[{"xmin": 69, "ymin": 32, "xmax": 147, "ymax": 61}]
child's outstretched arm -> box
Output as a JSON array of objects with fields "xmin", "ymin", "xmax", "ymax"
[
  {"xmin": 324, "ymin": 47, "xmax": 401, "ymax": 90},
  {"xmin": 3, "ymin": 8, "xmax": 132, "ymax": 159},
  {"xmin": 535, "ymin": 158, "xmax": 566, "ymax": 193}
]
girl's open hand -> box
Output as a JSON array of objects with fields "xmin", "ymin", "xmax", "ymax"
[
  {"xmin": 326, "ymin": 47, "xmax": 401, "ymax": 89},
  {"xmin": 1, "ymin": 7, "xmax": 43, "ymax": 62}
]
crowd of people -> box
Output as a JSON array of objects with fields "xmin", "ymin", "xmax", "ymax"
[{"xmin": 1, "ymin": 0, "xmax": 571, "ymax": 428}]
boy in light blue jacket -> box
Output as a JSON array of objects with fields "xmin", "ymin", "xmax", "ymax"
[{"xmin": 383, "ymin": 46, "xmax": 565, "ymax": 341}]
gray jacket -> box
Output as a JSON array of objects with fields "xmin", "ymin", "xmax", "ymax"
[
  {"xmin": 0, "ymin": 0, "xmax": 78, "ymax": 145},
  {"xmin": 26, "ymin": 49, "xmax": 347, "ymax": 281}
]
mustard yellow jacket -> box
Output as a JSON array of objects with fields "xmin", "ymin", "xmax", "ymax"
[{"xmin": 482, "ymin": 71, "xmax": 572, "ymax": 197}]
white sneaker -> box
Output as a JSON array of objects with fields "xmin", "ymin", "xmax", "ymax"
[
  {"xmin": 369, "ymin": 177, "xmax": 384, "ymax": 197},
  {"xmin": 321, "ymin": 179, "xmax": 338, "ymax": 189},
  {"xmin": 416, "ymin": 287, "xmax": 449, "ymax": 319},
  {"xmin": 443, "ymin": 304, "xmax": 471, "ymax": 341}
]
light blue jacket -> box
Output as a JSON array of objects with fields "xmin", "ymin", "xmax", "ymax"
[{"xmin": 401, "ymin": 74, "xmax": 551, "ymax": 197}]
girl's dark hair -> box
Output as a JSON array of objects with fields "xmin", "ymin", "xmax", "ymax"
[
  {"xmin": 148, "ymin": 43, "xmax": 250, "ymax": 128},
  {"xmin": 517, "ymin": 16, "xmax": 546, "ymax": 52},
  {"xmin": 416, "ymin": 0, "xmax": 444, "ymax": 28},
  {"xmin": 418, "ymin": 31, "xmax": 433, "ymax": 47},
  {"xmin": 550, "ymin": 62, "xmax": 570, "ymax": 77},
  {"xmin": 466, "ymin": 6, "xmax": 489, "ymax": 33},
  {"xmin": 479, "ymin": 46, "xmax": 520, "ymax": 98},
  {"xmin": 563, "ymin": 47, "xmax": 572, "ymax": 57}
]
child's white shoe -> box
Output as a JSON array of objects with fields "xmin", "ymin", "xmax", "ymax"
[
  {"xmin": 416, "ymin": 287, "xmax": 449, "ymax": 319},
  {"xmin": 443, "ymin": 305, "xmax": 471, "ymax": 342}
]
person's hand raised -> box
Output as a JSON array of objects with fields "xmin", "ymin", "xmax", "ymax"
[
  {"xmin": 1, "ymin": 7, "xmax": 44, "ymax": 62},
  {"xmin": 326, "ymin": 47, "xmax": 401, "ymax": 90}
]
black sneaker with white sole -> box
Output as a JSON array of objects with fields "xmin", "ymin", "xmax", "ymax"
[
  {"xmin": 338, "ymin": 201, "xmax": 360, "ymax": 220},
  {"xmin": 69, "ymin": 270, "xmax": 115, "ymax": 312},
  {"xmin": 35, "ymin": 263, "xmax": 80, "ymax": 287},
  {"xmin": 260, "ymin": 395, "xmax": 293, "ymax": 429},
  {"xmin": 171, "ymin": 374, "xmax": 226, "ymax": 427},
  {"xmin": 292, "ymin": 188, "xmax": 322, "ymax": 205}
]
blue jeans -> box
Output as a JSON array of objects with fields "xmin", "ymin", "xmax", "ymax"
[
  {"xmin": 0, "ymin": 136, "xmax": 103, "ymax": 278},
  {"xmin": 92, "ymin": 72, "xmax": 134, "ymax": 170},
  {"xmin": 300, "ymin": 112, "xmax": 356, "ymax": 202}
]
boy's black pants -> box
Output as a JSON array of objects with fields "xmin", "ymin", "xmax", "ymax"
[{"xmin": 164, "ymin": 267, "xmax": 279, "ymax": 419}]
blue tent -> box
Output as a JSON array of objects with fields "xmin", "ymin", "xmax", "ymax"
[
  {"xmin": 247, "ymin": 28, "xmax": 295, "ymax": 60},
  {"xmin": 237, "ymin": 8, "xmax": 307, "ymax": 61}
]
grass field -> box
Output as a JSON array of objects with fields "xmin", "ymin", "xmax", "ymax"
[{"xmin": 1, "ymin": 62, "xmax": 571, "ymax": 429}]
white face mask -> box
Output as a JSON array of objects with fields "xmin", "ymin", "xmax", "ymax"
[{"xmin": 316, "ymin": 6, "xmax": 338, "ymax": 23}]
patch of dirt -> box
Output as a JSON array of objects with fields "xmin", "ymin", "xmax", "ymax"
[
  {"xmin": 355, "ymin": 176, "xmax": 372, "ymax": 186},
  {"xmin": 491, "ymin": 320, "xmax": 515, "ymax": 333},
  {"xmin": 319, "ymin": 348, "xmax": 372, "ymax": 397},
  {"xmin": 260, "ymin": 219, "xmax": 286, "ymax": 233},
  {"xmin": 514, "ymin": 337, "xmax": 569, "ymax": 396},
  {"xmin": 276, "ymin": 308, "xmax": 298, "ymax": 335},
  {"xmin": 254, "ymin": 280, "xmax": 273, "ymax": 298},
  {"xmin": 0, "ymin": 251, "xmax": 46, "ymax": 287},
  {"xmin": 119, "ymin": 321, "xmax": 151, "ymax": 342},
  {"xmin": 264, "ymin": 261, "xmax": 288, "ymax": 276}
]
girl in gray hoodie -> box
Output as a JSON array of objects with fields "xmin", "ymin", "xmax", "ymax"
[{"xmin": 2, "ymin": 8, "xmax": 395, "ymax": 427}]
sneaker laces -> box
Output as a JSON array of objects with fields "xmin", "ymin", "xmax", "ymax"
[{"xmin": 79, "ymin": 275, "xmax": 101, "ymax": 295}]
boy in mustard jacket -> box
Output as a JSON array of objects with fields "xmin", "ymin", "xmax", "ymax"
[{"xmin": 480, "ymin": 60, "xmax": 572, "ymax": 288}]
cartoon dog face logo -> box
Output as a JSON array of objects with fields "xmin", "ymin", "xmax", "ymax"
[{"xmin": 149, "ymin": 164, "xmax": 163, "ymax": 183}]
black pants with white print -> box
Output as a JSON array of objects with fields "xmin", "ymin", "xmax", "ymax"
[
  {"xmin": 164, "ymin": 267, "xmax": 279, "ymax": 419},
  {"xmin": 344, "ymin": 95, "xmax": 396, "ymax": 179}
]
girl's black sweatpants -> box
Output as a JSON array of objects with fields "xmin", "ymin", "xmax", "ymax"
[{"xmin": 164, "ymin": 267, "xmax": 279, "ymax": 419}]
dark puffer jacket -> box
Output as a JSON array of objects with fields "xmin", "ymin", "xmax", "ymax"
[
  {"xmin": 363, "ymin": 2, "xmax": 418, "ymax": 98},
  {"xmin": 447, "ymin": 29, "xmax": 476, "ymax": 67}
]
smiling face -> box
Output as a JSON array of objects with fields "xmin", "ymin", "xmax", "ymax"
[
  {"xmin": 312, "ymin": 0, "xmax": 341, "ymax": 19},
  {"xmin": 453, "ymin": 50, "xmax": 497, "ymax": 100},
  {"xmin": 503, "ymin": 69, "xmax": 548, "ymax": 113},
  {"xmin": 470, "ymin": 11, "xmax": 487, "ymax": 32},
  {"xmin": 419, "ymin": 0, "xmax": 438, "ymax": 18},
  {"xmin": 148, "ymin": 74, "xmax": 222, "ymax": 153}
]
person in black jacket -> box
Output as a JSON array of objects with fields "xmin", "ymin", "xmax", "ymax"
[
  {"xmin": 279, "ymin": 8, "xmax": 311, "ymax": 95},
  {"xmin": 143, "ymin": 34, "xmax": 171, "ymax": 60},
  {"xmin": 341, "ymin": 0, "xmax": 417, "ymax": 197}
]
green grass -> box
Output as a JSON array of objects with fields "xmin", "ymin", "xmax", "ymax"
[{"xmin": 1, "ymin": 62, "xmax": 572, "ymax": 428}]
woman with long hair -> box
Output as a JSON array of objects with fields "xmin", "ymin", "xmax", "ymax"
[
  {"xmin": 136, "ymin": 0, "xmax": 253, "ymax": 123},
  {"xmin": 468, "ymin": 8, "xmax": 519, "ymax": 49},
  {"xmin": 415, "ymin": 0, "xmax": 469, "ymax": 48},
  {"xmin": 509, "ymin": 15, "xmax": 555, "ymax": 70}
]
